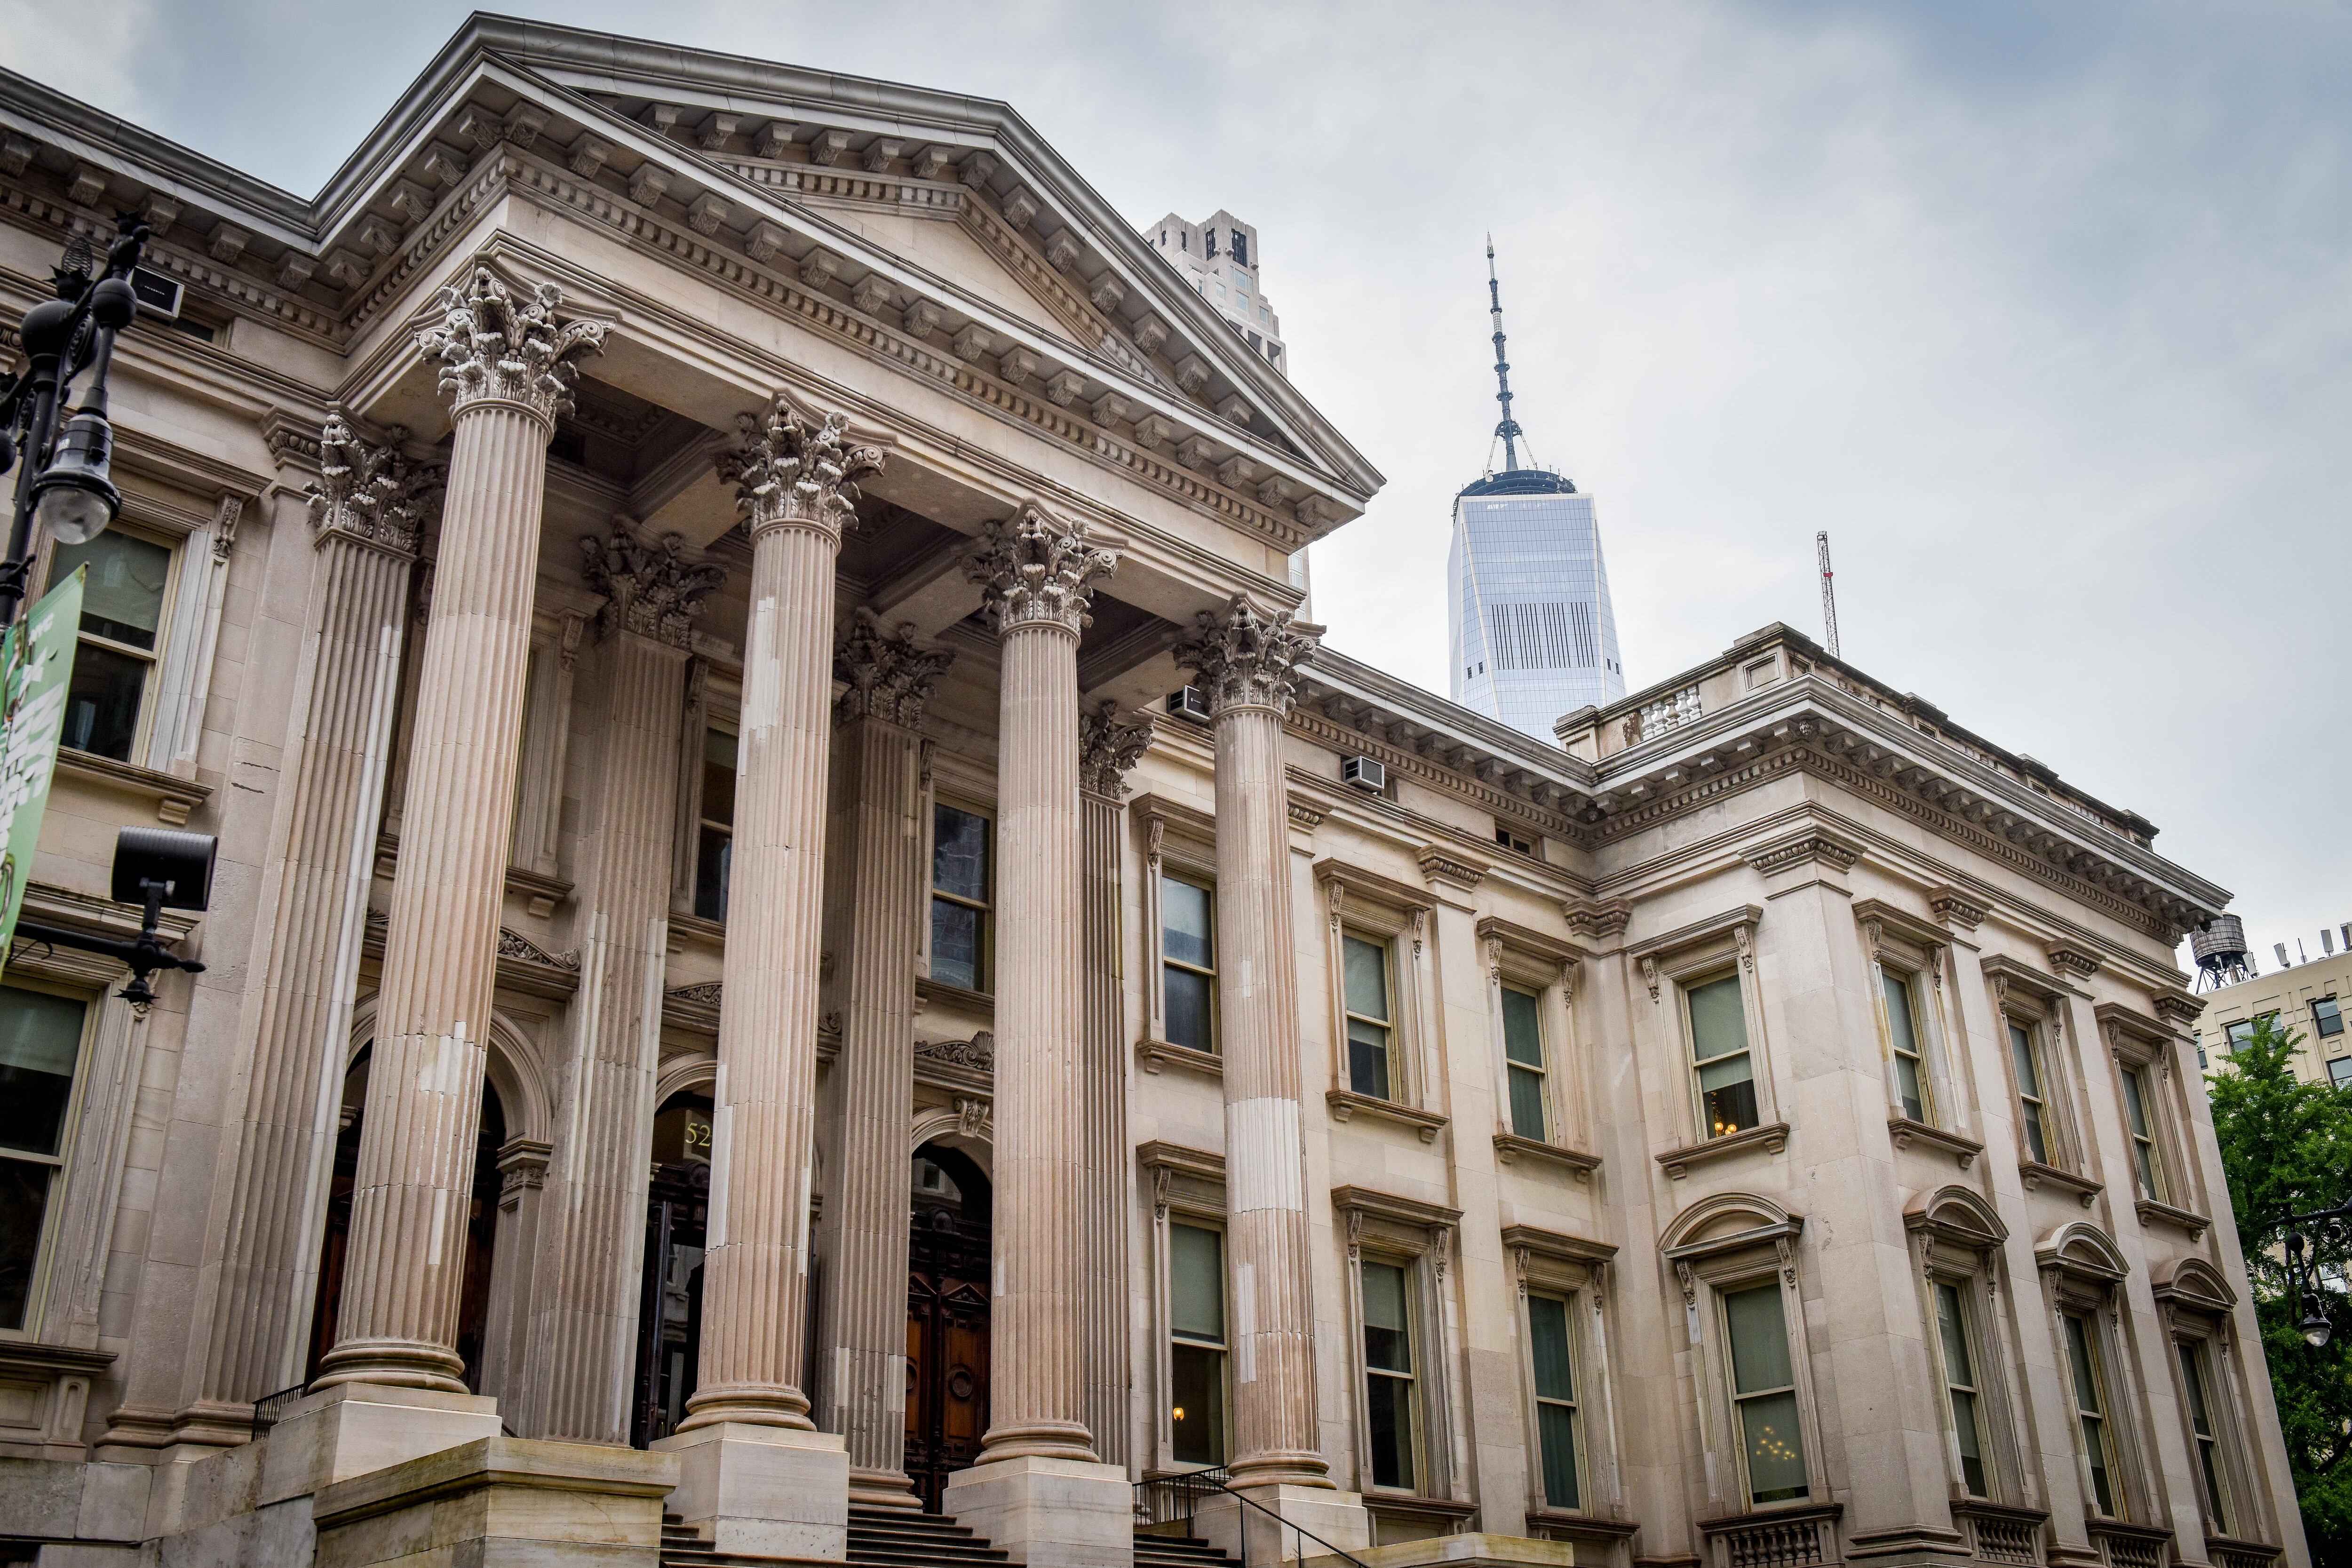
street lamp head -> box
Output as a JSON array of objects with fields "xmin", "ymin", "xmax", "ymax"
[
  {"xmin": 2304, "ymin": 1306, "xmax": 2333, "ymax": 1349},
  {"xmin": 30, "ymin": 406, "xmax": 119, "ymax": 544},
  {"xmin": 88, "ymin": 276, "xmax": 135, "ymax": 333}
]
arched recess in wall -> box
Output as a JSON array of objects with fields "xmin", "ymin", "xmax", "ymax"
[
  {"xmin": 1657, "ymin": 1189, "xmax": 1798, "ymax": 1254},
  {"xmin": 1905, "ymin": 1185, "xmax": 2009, "ymax": 1249},
  {"xmin": 911, "ymin": 1101, "xmax": 993, "ymax": 1178},
  {"xmin": 344, "ymin": 993, "xmax": 552, "ymax": 1148},
  {"xmin": 652, "ymin": 1051, "xmax": 715, "ymax": 1111},
  {"xmin": 2034, "ymin": 1219, "xmax": 2131, "ymax": 1283}
]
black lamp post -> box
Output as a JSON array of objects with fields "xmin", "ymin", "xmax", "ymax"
[
  {"xmin": 0, "ymin": 213, "xmax": 149, "ymax": 633},
  {"xmin": 2279, "ymin": 1199, "xmax": 2352, "ymax": 1349}
]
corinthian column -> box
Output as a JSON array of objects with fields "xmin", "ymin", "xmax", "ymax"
[
  {"xmin": 943, "ymin": 508, "xmax": 1132, "ymax": 1568},
  {"xmin": 655, "ymin": 398, "xmax": 878, "ymax": 1561},
  {"xmin": 820, "ymin": 610, "xmax": 951, "ymax": 1506},
  {"xmin": 1077, "ymin": 702, "xmax": 1152, "ymax": 1470},
  {"xmin": 1174, "ymin": 598, "xmax": 1343, "ymax": 1504},
  {"xmin": 316, "ymin": 268, "xmax": 604, "ymax": 1393},
  {"xmin": 517, "ymin": 521, "xmax": 724, "ymax": 1442},
  {"xmin": 183, "ymin": 414, "xmax": 434, "ymax": 1436}
]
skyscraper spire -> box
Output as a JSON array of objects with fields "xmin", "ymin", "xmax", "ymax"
[{"xmin": 1486, "ymin": 234, "xmax": 1523, "ymax": 472}]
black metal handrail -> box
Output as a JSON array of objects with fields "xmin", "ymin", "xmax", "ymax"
[
  {"xmin": 1136, "ymin": 1466, "xmax": 1370, "ymax": 1568},
  {"xmin": 250, "ymin": 1383, "xmax": 308, "ymax": 1434}
]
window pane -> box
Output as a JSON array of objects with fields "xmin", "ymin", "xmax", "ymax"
[
  {"xmin": 61, "ymin": 641, "xmax": 148, "ymax": 762},
  {"xmin": 54, "ymin": 532, "xmax": 169, "ymax": 650},
  {"xmin": 1952, "ymin": 1388, "xmax": 1986, "ymax": 1496},
  {"xmin": 1508, "ymin": 1064, "xmax": 1548, "ymax": 1141},
  {"xmin": 1528, "ymin": 1294, "xmax": 1574, "ymax": 1402},
  {"xmin": 700, "ymin": 729, "xmax": 738, "ymax": 827},
  {"xmin": 0, "ymin": 987, "xmax": 85, "ymax": 1157},
  {"xmin": 2081, "ymin": 1414, "xmax": 2114, "ymax": 1515},
  {"xmin": 1165, "ymin": 967, "xmax": 1214, "ymax": 1053},
  {"xmin": 2121, "ymin": 1070, "xmax": 2152, "ymax": 1139},
  {"xmin": 1538, "ymin": 1401, "xmax": 1581, "ymax": 1510},
  {"xmin": 2020, "ymin": 1099, "xmax": 2049, "ymax": 1165},
  {"xmin": 1343, "ymin": 936, "xmax": 1390, "ymax": 1021},
  {"xmin": 694, "ymin": 826, "xmax": 731, "ymax": 922},
  {"xmin": 1347, "ymin": 1019, "xmax": 1391, "ymax": 1101},
  {"xmin": 2008, "ymin": 1024, "xmax": 2042, "ymax": 1097},
  {"xmin": 2063, "ymin": 1315, "xmax": 2102, "ymax": 1415},
  {"xmin": 1164, "ymin": 877, "xmax": 1213, "ymax": 969},
  {"xmin": 1169, "ymin": 1341, "xmax": 1225, "ymax": 1465},
  {"xmin": 1687, "ymin": 976, "xmax": 1748, "ymax": 1062},
  {"xmin": 1698, "ymin": 1053, "xmax": 1758, "ymax": 1138},
  {"xmin": 1502, "ymin": 987, "xmax": 1544, "ymax": 1067},
  {"xmin": 1366, "ymin": 1371, "xmax": 1415, "ymax": 1491},
  {"xmin": 931, "ymin": 899, "xmax": 981, "ymax": 991},
  {"xmin": 1170, "ymin": 1225, "xmax": 1224, "ymax": 1341},
  {"xmin": 1883, "ymin": 972, "xmax": 1921, "ymax": 1061},
  {"xmin": 1935, "ymin": 1283, "xmax": 1975, "ymax": 1386},
  {"xmin": 1725, "ymin": 1285, "xmax": 1795, "ymax": 1394},
  {"xmin": 1361, "ymin": 1261, "xmax": 1411, "ymax": 1362},
  {"xmin": 2177, "ymin": 1343, "xmax": 2211, "ymax": 1433},
  {"xmin": 2315, "ymin": 997, "xmax": 2343, "ymax": 1036},
  {"xmin": 1894, "ymin": 1052, "xmax": 1926, "ymax": 1122},
  {"xmin": 1738, "ymin": 1389, "xmax": 1809, "ymax": 1502},
  {"xmin": 0, "ymin": 1158, "xmax": 54, "ymax": 1330},
  {"xmin": 933, "ymin": 805, "xmax": 989, "ymax": 901}
]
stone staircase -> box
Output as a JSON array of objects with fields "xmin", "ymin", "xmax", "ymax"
[
  {"xmin": 1133, "ymin": 1528, "xmax": 1245, "ymax": 1568},
  {"xmin": 657, "ymin": 1504, "xmax": 1243, "ymax": 1568}
]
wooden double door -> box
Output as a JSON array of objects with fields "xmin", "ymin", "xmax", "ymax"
[{"xmin": 904, "ymin": 1144, "xmax": 992, "ymax": 1511}]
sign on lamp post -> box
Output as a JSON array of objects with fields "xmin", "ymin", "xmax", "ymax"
[{"xmin": 0, "ymin": 566, "xmax": 83, "ymax": 969}]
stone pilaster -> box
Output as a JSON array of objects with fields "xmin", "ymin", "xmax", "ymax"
[
  {"xmin": 820, "ymin": 610, "xmax": 951, "ymax": 1505},
  {"xmin": 1077, "ymin": 702, "xmax": 1152, "ymax": 1469},
  {"xmin": 316, "ymin": 268, "xmax": 604, "ymax": 1393},
  {"xmin": 514, "ymin": 520, "xmax": 723, "ymax": 1442},
  {"xmin": 680, "ymin": 398, "xmax": 882, "ymax": 1432},
  {"xmin": 944, "ymin": 508, "xmax": 1131, "ymax": 1568},
  {"xmin": 1174, "ymin": 597, "xmax": 1331, "ymax": 1492},
  {"xmin": 183, "ymin": 413, "xmax": 436, "ymax": 1435}
]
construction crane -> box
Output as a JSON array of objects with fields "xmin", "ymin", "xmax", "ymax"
[{"xmin": 1817, "ymin": 531, "xmax": 1841, "ymax": 658}]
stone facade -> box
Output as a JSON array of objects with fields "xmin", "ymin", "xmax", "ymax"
[{"xmin": 0, "ymin": 18, "xmax": 2304, "ymax": 1568}]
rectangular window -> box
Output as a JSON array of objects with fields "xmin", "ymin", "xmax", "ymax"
[
  {"xmin": 1494, "ymin": 824, "xmax": 1534, "ymax": 857},
  {"xmin": 1168, "ymin": 1223, "xmax": 1227, "ymax": 1466},
  {"xmin": 1343, "ymin": 935, "xmax": 1394, "ymax": 1100},
  {"xmin": 2008, "ymin": 1021, "xmax": 2051, "ymax": 1165},
  {"xmin": 1162, "ymin": 875, "xmax": 1217, "ymax": 1054},
  {"xmin": 1935, "ymin": 1282, "xmax": 1989, "ymax": 1496},
  {"xmin": 2222, "ymin": 1019, "xmax": 2257, "ymax": 1051},
  {"xmin": 50, "ymin": 530, "xmax": 173, "ymax": 763},
  {"xmin": 1883, "ymin": 970, "xmax": 1931, "ymax": 1123},
  {"xmin": 0, "ymin": 986, "xmax": 89, "ymax": 1332},
  {"xmin": 1686, "ymin": 974, "xmax": 1757, "ymax": 1138},
  {"xmin": 1527, "ymin": 1292, "xmax": 1581, "ymax": 1510},
  {"xmin": 2064, "ymin": 1313, "xmax": 2119, "ymax": 1517},
  {"xmin": 2332, "ymin": 1058, "xmax": 2352, "ymax": 1090},
  {"xmin": 1723, "ymin": 1284, "xmax": 1808, "ymax": 1504},
  {"xmin": 2120, "ymin": 1066, "xmax": 2165, "ymax": 1201},
  {"xmin": 693, "ymin": 727, "xmax": 737, "ymax": 922},
  {"xmin": 931, "ymin": 803, "xmax": 993, "ymax": 991},
  {"xmin": 2315, "ymin": 997, "xmax": 2344, "ymax": 1039},
  {"xmin": 1361, "ymin": 1260, "xmax": 1417, "ymax": 1491},
  {"xmin": 2177, "ymin": 1340, "xmax": 2228, "ymax": 1529},
  {"xmin": 1502, "ymin": 986, "xmax": 1548, "ymax": 1140}
]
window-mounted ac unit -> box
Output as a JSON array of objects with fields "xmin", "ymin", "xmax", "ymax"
[
  {"xmin": 129, "ymin": 267, "xmax": 183, "ymax": 321},
  {"xmin": 1342, "ymin": 755, "xmax": 1385, "ymax": 793},
  {"xmin": 1167, "ymin": 685, "xmax": 1212, "ymax": 722}
]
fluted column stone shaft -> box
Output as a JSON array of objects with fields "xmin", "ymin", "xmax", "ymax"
[
  {"xmin": 194, "ymin": 415, "xmax": 433, "ymax": 1421},
  {"xmin": 1176, "ymin": 598, "xmax": 1328, "ymax": 1490},
  {"xmin": 821, "ymin": 612, "xmax": 951, "ymax": 1500},
  {"xmin": 318, "ymin": 269, "xmax": 604, "ymax": 1392},
  {"xmin": 967, "ymin": 506, "xmax": 1116, "ymax": 1465},
  {"xmin": 684, "ymin": 398, "xmax": 883, "ymax": 1431},
  {"xmin": 516, "ymin": 521, "xmax": 722, "ymax": 1441}
]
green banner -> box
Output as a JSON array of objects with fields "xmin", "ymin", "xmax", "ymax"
[{"xmin": 0, "ymin": 566, "xmax": 85, "ymax": 974}]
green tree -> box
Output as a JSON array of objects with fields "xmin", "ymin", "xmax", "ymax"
[{"xmin": 2207, "ymin": 1014, "xmax": 2352, "ymax": 1554}]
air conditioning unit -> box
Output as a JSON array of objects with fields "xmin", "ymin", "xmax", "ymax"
[
  {"xmin": 1167, "ymin": 685, "xmax": 1212, "ymax": 722},
  {"xmin": 1342, "ymin": 756, "xmax": 1385, "ymax": 793},
  {"xmin": 129, "ymin": 267, "xmax": 183, "ymax": 321}
]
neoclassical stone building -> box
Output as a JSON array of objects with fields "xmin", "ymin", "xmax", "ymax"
[{"xmin": 0, "ymin": 18, "xmax": 2304, "ymax": 1568}]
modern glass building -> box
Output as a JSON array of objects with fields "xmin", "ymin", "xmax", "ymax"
[{"xmin": 1447, "ymin": 243, "xmax": 1626, "ymax": 739}]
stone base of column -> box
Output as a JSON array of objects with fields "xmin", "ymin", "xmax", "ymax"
[
  {"xmin": 942, "ymin": 1456, "xmax": 1134, "ymax": 1568},
  {"xmin": 651, "ymin": 1420, "xmax": 850, "ymax": 1559},
  {"xmin": 312, "ymin": 1435, "xmax": 679, "ymax": 1568},
  {"xmin": 1195, "ymin": 1486, "xmax": 1373, "ymax": 1566},
  {"xmin": 257, "ymin": 1382, "xmax": 502, "ymax": 1504},
  {"xmin": 850, "ymin": 1463, "xmax": 924, "ymax": 1509},
  {"xmin": 1298, "ymin": 1535, "xmax": 1574, "ymax": 1568}
]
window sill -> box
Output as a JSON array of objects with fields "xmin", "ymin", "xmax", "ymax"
[
  {"xmin": 1524, "ymin": 1507, "xmax": 1639, "ymax": 1543},
  {"xmin": 667, "ymin": 910, "xmax": 726, "ymax": 953},
  {"xmin": 1886, "ymin": 1116, "xmax": 1984, "ymax": 1170},
  {"xmin": 53, "ymin": 747, "xmax": 210, "ymax": 825},
  {"xmin": 2203, "ymin": 1535, "xmax": 2283, "ymax": 1568},
  {"xmin": 2087, "ymin": 1519, "xmax": 2173, "ymax": 1565},
  {"xmin": 1697, "ymin": 1502, "xmax": 1843, "ymax": 1566},
  {"xmin": 1137, "ymin": 1038, "xmax": 1223, "ymax": 1077},
  {"xmin": 1327, "ymin": 1089, "xmax": 1447, "ymax": 1142},
  {"xmin": 1949, "ymin": 1500, "xmax": 2050, "ymax": 1567},
  {"xmin": 0, "ymin": 1339, "xmax": 115, "ymax": 1460},
  {"xmin": 916, "ymin": 976, "xmax": 996, "ymax": 1019},
  {"xmin": 1363, "ymin": 1494, "xmax": 1478, "ymax": 1527},
  {"xmin": 1655, "ymin": 1121, "xmax": 1788, "ymax": 1179},
  {"xmin": 1493, "ymin": 1132, "xmax": 1600, "ymax": 1181},
  {"xmin": 2135, "ymin": 1196, "xmax": 2211, "ymax": 1242},
  {"xmin": 2019, "ymin": 1160, "xmax": 2102, "ymax": 1208}
]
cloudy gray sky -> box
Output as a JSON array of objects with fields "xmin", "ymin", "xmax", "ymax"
[{"xmin": 10, "ymin": 1, "xmax": 2348, "ymax": 975}]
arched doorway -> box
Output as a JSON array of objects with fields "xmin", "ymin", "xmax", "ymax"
[
  {"xmin": 905, "ymin": 1141, "xmax": 991, "ymax": 1511},
  {"xmin": 630, "ymin": 1089, "xmax": 711, "ymax": 1447},
  {"xmin": 305, "ymin": 1048, "xmax": 507, "ymax": 1389}
]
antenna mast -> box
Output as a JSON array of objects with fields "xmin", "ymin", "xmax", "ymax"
[
  {"xmin": 1817, "ymin": 531, "xmax": 1841, "ymax": 657},
  {"xmin": 1486, "ymin": 235, "xmax": 1522, "ymax": 471}
]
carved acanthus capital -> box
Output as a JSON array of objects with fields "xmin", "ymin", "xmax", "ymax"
[
  {"xmin": 414, "ymin": 266, "xmax": 606, "ymax": 426},
  {"xmin": 963, "ymin": 502, "xmax": 1116, "ymax": 637},
  {"xmin": 578, "ymin": 518, "xmax": 728, "ymax": 650},
  {"xmin": 306, "ymin": 410, "xmax": 440, "ymax": 557},
  {"xmin": 1079, "ymin": 701, "xmax": 1154, "ymax": 798},
  {"xmin": 834, "ymin": 608, "xmax": 953, "ymax": 728},
  {"xmin": 716, "ymin": 395, "xmax": 884, "ymax": 543},
  {"xmin": 1173, "ymin": 595, "xmax": 1319, "ymax": 717}
]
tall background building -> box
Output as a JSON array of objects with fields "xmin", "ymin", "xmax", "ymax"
[{"xmin": 1448, "ymin": 241, "xmax": 1624, "ymax": 739}]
